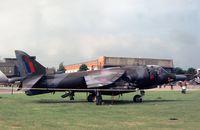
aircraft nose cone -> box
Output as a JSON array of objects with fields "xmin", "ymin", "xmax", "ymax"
[{"xmin": 175, "ymin": 75, "xmax": 187, "ymax": 81}]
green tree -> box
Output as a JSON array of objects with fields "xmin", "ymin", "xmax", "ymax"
[
  {"xmin": 79, "ymin": 64, "xmax": 88, "ymax": 71},
  {"xmin": 174, "ymin": 67, "xmax": 186, "ymax": 74},
  {"xmin": 57, "ymin": 62, "xmax": 65, "ymax": 72},
  {"xmin": 187, "ymin": 67, "xmax": 197, "ymax": 75}
]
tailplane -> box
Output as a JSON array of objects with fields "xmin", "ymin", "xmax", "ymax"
[{"xmin": 15, "ymin": 50, "xmax": 46, "ymax": 77}]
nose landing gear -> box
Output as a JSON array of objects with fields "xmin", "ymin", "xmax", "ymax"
[{"xmin": 133, "ymin": 90, "xmax": 145, "ymax": 103}]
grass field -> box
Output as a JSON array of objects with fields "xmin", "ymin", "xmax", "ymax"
[{"xmin": 0, "ymin": 91, "xmax": 200, "ymax": 130}]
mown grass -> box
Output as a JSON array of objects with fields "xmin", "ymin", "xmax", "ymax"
[{"xmin": 0, "ymin": 90, "xmax": 200, "ymax": 130}]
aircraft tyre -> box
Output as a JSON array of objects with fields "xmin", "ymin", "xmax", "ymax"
[
  {"xmin": 96, "ymin": 95, "xmax": 102, "ymax": 105},
  {"xmin": 133, "ymin": 95, "xmax": 142, "ymax": 103},
  {"xmin": 95, "ymin": 91, "xmax": 103, "ymax": 105},
  {"xmin": 70, "ymin": 96, "xmax": 74, "ymax": 100},
  {"xmin": 87, "ymin": 94, "xmax": 95, "ymax": 102}
]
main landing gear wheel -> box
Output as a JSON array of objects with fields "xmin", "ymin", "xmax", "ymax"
[
  {"xmin": 87, "ymin": 94, "xmax": 96, "ymax": 102},
  {"xmin": 96, "ymin": 95, "xmax": 102, "ymax": 105},
  {"xmin": 69, "ymin": 91, "xmax": 75, "ymax": 100},
  {"xmin": 133, "ymin": 95, "xmax": 142, "ymax": 103},
  {"xmin": 70, "ymin": 96, "xmax": 74, "ymax": 101},
  {"xmin": 95, "ymin": 91, "xmax": 102, "ymax": 105}
]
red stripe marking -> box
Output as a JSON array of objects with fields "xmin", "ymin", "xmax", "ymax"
[
  {"xmin": 28, "ymin": 59, "xmax": 35, "ymax": 73},
  {"xmin": 24, "ymin": 56, "xmax": 36, "ymax": 73},
  {"xmin": 150, "ymin": 74, "xmax": 154, "ymax": 80}
]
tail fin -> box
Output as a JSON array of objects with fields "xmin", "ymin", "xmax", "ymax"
[{"xmin": 15, "ymin": 50, "xmax": 46, "ymax": 77}]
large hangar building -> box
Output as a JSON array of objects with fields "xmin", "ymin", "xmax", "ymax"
[{"xmin": 65, "ymin": 56, "xmax": 174, "ymax": 73}]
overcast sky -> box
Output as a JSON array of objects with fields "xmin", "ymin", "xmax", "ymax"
[{"xmin": 0, "ymin": 0, "xmax": 199, "ymax": 69}]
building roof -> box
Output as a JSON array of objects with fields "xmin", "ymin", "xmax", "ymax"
[{"xmin": 64, "ymin": 56, "xmax": 174, "ymax": 73}]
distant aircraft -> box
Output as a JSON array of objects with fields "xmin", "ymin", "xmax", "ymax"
[
  {"xmin": 0, "ymin": 70, "xmax": 22, "ymax": 86},
  {"xmin": 0, "ymin": 50, "xmax": 186, "ymax": 105},
  {"xmin": 194, "ymin": 68, "xmax": 200, "ymax": 84}
]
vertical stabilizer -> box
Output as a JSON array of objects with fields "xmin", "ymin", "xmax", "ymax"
[{"xmin": 15, "ymin": 50, "xmax": 46, "ymax": 77}]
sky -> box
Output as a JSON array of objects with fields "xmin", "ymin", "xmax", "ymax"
[{"xmin": 0, "ymin": 0, "xmax": 199, "ymax": 69}]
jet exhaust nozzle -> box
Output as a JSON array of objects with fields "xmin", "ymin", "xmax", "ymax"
[{"xmin": 175, "ymin": 75, "xmax": 187, "ymax": 81}]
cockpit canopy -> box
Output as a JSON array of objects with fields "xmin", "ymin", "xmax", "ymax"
[
  {"xmin": 146, "ymin": 65, "xmax": 171, "ymax": 83},
  {"xmin": 147, "ymin": 65, "xmax": 169, "ymax": 75}
]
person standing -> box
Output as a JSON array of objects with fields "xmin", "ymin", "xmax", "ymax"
[
  {"xmin": 181, "ymin": 81, "xmax": 187, "ymax": 94},
  {"xmin": 179, "ymin": 81, "xmax": 187, "ymax": 94}
]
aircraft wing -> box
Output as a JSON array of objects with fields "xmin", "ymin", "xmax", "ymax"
[{"xmin": 85, "ymin": 69, "xmax": 125, "ymax": 88}]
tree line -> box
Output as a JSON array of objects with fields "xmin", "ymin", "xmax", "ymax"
[
  {"xmin": 174, "ymin": 67, "xmax": 197, "ymax": 75},
  {"xmin": 58, "ymin": 62, "xmax": 198, "ymax": 77}
]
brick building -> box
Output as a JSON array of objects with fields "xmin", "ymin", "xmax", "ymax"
[
  {"xmin": 0, "ymin": 58, "xmax": 19, "ymax": 77},
  {"xmin": 65, "ymin": 56, "xmax": 174, "ymax": 73},
  {"xmin": 0, "ymin": 56, "xmax": 55, "ymax": 77}
]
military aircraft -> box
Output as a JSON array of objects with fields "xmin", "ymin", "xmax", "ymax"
[
  {"xmin": 0, "ymin": 50, "xmax": 186, "ymax": 105},
  {"xmin": 0, "ymin": 70, "xmax": 22, "ymax": 86}
]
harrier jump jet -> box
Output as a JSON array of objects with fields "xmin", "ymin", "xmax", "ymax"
[{"xmin": 0, "ymin": 50, "xmax": 186, "ymax": 105}]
